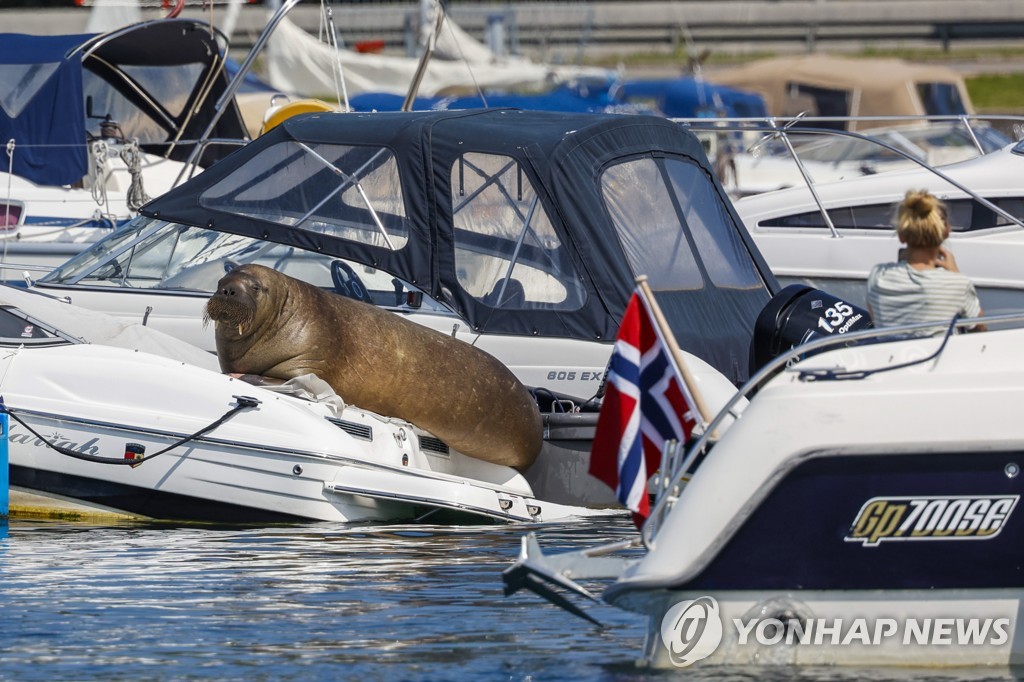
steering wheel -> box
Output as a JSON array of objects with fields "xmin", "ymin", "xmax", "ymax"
[{"xmin": 330, "ymin": 260, "xmax": 374, "ymax": 304}]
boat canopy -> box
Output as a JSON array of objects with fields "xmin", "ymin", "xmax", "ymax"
[
  {"xmin": 712, "ymin": 55, "xmax": 974, "ymax": 131},
  {"xmin": 0, "ymin": 19, "xmax": 249, "ymax": 187},
  {"xmin": 0, "ymin": 33, "xmax": 91, "ymax": 186},
  {"xmin": 143, "ymin": 109, "xmax": 777, "ymax": 383}
]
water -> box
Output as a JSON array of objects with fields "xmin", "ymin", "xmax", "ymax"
[{"xmin": 0, "ymin": 517, "xmax": 1021, "ymax": 682}]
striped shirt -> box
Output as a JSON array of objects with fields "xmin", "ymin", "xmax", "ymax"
[{"xmin": 866, "ymin": 261, "xmax": 982, "ymax": 332}]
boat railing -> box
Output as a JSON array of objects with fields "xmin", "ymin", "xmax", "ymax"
[
  {"xmin": 641, "ymin": 310, "xmax": 1024, "ymax": 549},
  {"xmin": 671, "ymin": 113, "xmax": 1024, "ymax": 233}
]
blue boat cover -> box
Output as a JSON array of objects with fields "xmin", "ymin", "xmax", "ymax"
[
  {"xmin": 617, "ymin": 77, "xmax": 768, "ymax": 118},
  {"xmin": 349, "ymin": 81, "xmax": 653, "ymax": 115},
  {"xmin": 349, "ymin": 78, "xmax": 764, "ymax": 121},
  {"xmin": 0, "ymin": 32, "xmax": 94, "ymax": 186}
]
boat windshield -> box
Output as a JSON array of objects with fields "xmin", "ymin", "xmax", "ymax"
[
  {"xmin": 41, "ymin": 217, "xmax": 446, "ymax": 312},
  {"xmin": 762, "ymin": 123, "xmax": 1010, "ymax": 167}
]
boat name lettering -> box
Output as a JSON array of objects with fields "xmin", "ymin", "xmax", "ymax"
[
  {"xmin": 545, "ymin": 370, "xmax": 604, "ymax": 382},
  {"xmin": 9, "ymin": 425, "xmax": 101, "ymax": 457},
  {"xmin": 845, "ymin": 495, "xmax": 1019, "ymax": 547}
]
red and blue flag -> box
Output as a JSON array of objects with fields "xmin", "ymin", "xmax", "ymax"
[{"xmin": 589, "ymin": 288, "xmax": 698, "ymax": 528}]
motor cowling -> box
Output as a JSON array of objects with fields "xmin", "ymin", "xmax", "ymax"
[{"xmin": 749, "ymin": 284, "xmax": 872, "ymax": 374}]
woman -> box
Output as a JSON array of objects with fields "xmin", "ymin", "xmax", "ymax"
[{"xmin": 866, "ymin": 189, "xmax": 986, "ymax": 333}]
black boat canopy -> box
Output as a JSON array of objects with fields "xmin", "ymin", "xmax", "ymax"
[
  {"xmin": 0, "ymin": 19, "xmax": 248, "ymax": 185},
  {"xmin": 143, "ymin": 109, "xmax": 777, "ymax": 383}
]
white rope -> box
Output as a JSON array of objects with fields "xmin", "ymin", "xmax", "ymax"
[
  {"xmin": 90, "ymin": 139, "xmax": 111, "ymax": 212},
  {"xmin": 120, "ymin": 139, "xmax": 150, "ymax": 212}
]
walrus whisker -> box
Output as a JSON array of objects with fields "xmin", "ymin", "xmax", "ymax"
[{"xmin": 204, "ymin": 297, "xmax": 255, "ymax": 334}]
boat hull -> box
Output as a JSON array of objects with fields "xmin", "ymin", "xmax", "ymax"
[
  {"xmin": 7, "ymin": 408, "xmax": 416, "ymax": 524},
  {"xmin": 1, "ymin": 343, "xmax": 579, "ymax": 525},
  {"xmin": 603, "ymin": 329, "xmax": 1024, "ymax": 668}
]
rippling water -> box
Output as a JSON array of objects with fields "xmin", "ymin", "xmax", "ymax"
[{"xmin": 0, "ymin": 517, "xmax": 1022, "ymax": 682}]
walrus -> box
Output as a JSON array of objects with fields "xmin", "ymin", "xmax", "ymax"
[{"xmin": 204, "ymin": 264, "xmax": 542, "ymax": 468}]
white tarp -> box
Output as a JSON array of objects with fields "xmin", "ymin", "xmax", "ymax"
[
  {"xmin": 265, "ymin": 13, "xmax": 610, "ymax": 100},
  {"xmin": 0, "ymin": 285, "xmax": 219, "ymax": 372}
]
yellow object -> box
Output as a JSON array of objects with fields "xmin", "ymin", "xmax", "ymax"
[
  {"xmin": 259, "ymin": 99, "xmax": 336, "ymax": 136},
  {"xmin": 8, "ymin": 490, "xmax": 146, "ymax": 522}
]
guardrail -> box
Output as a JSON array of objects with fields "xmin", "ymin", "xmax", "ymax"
[
  {"xmin": 229, "ymin": 1, "xmax": 1024, "ymax": 61},
  {"xmin": 5, "ymin": 2, "xmax": 1024, "ymax": 61}
]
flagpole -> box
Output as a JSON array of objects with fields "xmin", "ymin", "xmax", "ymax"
[{"xmin": 635, "ymin": 275, "xmax": 715, "ymax": 431}]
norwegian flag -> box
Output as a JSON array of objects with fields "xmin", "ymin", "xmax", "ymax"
[{"xmin": 589, "ymin": 288, "xmax": 699, "ymax": 528}]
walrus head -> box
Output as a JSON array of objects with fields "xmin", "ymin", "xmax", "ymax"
[{"xmin": 204, "ymin": 265, "xmax": 264, "ymax": 337}]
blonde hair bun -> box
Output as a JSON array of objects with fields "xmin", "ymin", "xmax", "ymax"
[
  {"xmin": 904, "ymin": 190, "xmax": 938, "ymax": 218},
  {"xmin": 896, "ymin": 189, "xmax": 947, "ymax": 249}
]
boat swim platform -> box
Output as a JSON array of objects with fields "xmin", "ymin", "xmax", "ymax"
[{"xmin": 8, "ymin": 488, "xmax": 148, "ymax": 523}]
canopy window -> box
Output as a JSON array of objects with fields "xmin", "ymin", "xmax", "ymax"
[
  {"xmin": 450, "ymin": 152, "xmax": 586, "ymax": 311},
  {"xmin": 82, "ymin": 63, "xmax": 208, "ymax": 144},
  {"xmin": 200, "ymin": 141, "xmax": 411, "ymax": 250},
  {"xmin": 602, "ymin": 155, "xmax": 763, "ymax": 292},
  {"xmin": 0, "ymin": 62, "xmax": 61, "ymax": 119},
  {"xmin": 785, "ymin": 83, "xmax": 850, "ymax": 130},
  {"xmin": 916, "ymin": 82, "xmax": 968, "ymax": 116}
]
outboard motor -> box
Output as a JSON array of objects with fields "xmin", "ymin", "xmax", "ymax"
[{"xmin": 749, "ymin": 284, "xmax": 873, "ymax": 374}]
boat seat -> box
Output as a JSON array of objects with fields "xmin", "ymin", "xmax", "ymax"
[{"xmin": 482, "ymin": 278, "xmax": 526, "ymax": 309}]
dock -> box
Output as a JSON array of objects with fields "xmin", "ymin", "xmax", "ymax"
[{"xmin": 7, "ymin": 490, "xmax": 147, "ymax": 523}]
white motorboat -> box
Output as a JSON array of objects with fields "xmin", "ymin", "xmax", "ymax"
[
  {"xmin": 504, "ymin": 310, "xmax": 1024, "ymax": 668},
  {"xmin": 0, "ymin": 284, "xmax": 605, "ymax": 524},
  {"xmin": 30, "ymin": 108, "xmax": 778, "ymax": 393},
  {"xmin": 734, "ymin": 134, "xmax": 1024, "ymax": 314},
  {"xmin": 0, "ymin": 18, "xmax": 252, "ymax": 275}
]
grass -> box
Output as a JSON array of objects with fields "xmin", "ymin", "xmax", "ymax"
[{"xmin": 966, "ymin": 73, "xmax": 1024, "ymax": 113}]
